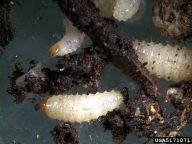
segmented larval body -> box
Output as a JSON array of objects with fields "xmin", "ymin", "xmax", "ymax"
[
  {"xmin": 49, "ymin": 1, "xmax": 141, "ymax": 56},
  {"xmin": 133, "ymin": 40, "xmax": 192, "ymax": 82},
  {"xmin": 40, "ymin": 91, "xmax": 123, "ymax": 123},
  {"xmin": 93, "ymin": 0, "xmax": 116, "ymax": 18},
  {"xmin": 113, "ymin": 0, "xmax": 141, "ymax": 21},
  {"xmin": 93, "ymin": 0, "xmax": 140, "ymax": 21},
  {"xmin": 49, "ymin": 18, "xmax": 85, "ymax": 57}
]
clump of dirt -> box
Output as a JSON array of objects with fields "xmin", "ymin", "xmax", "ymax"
[
  {"xmin": 152, "ymin": 0, "xmax": 192, "ymax": 41},
  {"xmin": 50, "ymin": 122, "xmax": 79, "ymax": 144},
  {"xmin": 7, "ymin": 48, "xmax": 107, "ymax": 103},
  {"xmin": 0, "ymin": 0, "xmax": 23, "ymax": 57}
]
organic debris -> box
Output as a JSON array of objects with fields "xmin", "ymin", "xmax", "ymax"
[
  {"xmin": 7, "ymin": 48, "xmax": 107, "ymax": 103},
  {"xmin": 50, "ymin": 122, "xmax": 79, "ymax": 144},
  {"xmin": 0, "ymin": 0, "xmax": 23, "ymax": 57}
]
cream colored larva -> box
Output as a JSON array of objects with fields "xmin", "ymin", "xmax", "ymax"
[
  {"xmin": 113, "ymin": 0, "xmax": 141, "ymax": 21},
  {"xmin": 49, "ymin": 18, "xmax": 85, "ymax": 57},
  {"xmin": 40, "ymin": 91, "xmax": 123, "ymax": 123},
  {"xmin": 93, "ymin": 0, "xmax": 141, "ymax": 21},
  {"xmin": 133, "ymin": 40, "xmax": 192, "ymax": 82},
  {"xmin": 49, "ymin": 1, "xmax": 141, "ymax": 57}
]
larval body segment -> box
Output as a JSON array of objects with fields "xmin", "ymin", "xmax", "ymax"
[
  {"xmin": 133, "ymin": 40, "xmax": 192, "ymax": 82},
  {"xmin": 113, "ymin": 0, "xmax": 141, "ymax": 21},
  {"xmin": 93, "ymin": 0, "xmax": 141, "ymax": 21},
  {"xmin": 42, "ymin": 91, "xmax": 124, "ymax": 123}
]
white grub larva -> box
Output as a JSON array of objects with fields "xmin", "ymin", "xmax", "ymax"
[
  {"xmin": 49, "ymin": 1, "xmax": 141, "ymax": 56},
  {"xmin": 93, "ymin": 0, "xmax": 141, "ymax": 21},
  {"xmin": 133, "ymin": 40, "xmax": 192, "ymax": 82},
  {"xmin": 49, "ymin": 18, "xmax": 85, "ymax": 57},
  {"xmin": 40, "ymin": 90, "xmax": 123, "ymax": 123},
  {"xmin": 113, "ymin": 0, "xmax": 141, "ymax": 21}
]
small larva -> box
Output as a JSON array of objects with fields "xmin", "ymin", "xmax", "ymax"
[
  {"xmin": 133, "ymin": 40, "xmax": 192, "ymax": 82},
  {"xmin": 113, "ymin": 0, "xmax": 141, "ymax": 21},
  {"xmin": 40, "ymin": 90, "xmax": 123, "ymax": 123},
  {"xmin": 49, "ymin": 18, "xmax": 85, "ymax": 57},
  {"xmin": 93, "ymin": 0, "xmax": 141, "ymax": 21}
]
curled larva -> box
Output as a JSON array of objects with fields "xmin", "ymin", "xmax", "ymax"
[
  {"xmin": 113, "ymin": 0, "xmax": 141, "ymax": 21},
  {"xmin": 133, "ymin": 40, "xmax": 192, "ymax": 82},
  {"xmin": 49, "ymin": 18, "xmax": 85, "ymax": 57},
  {"xmin": 40, "ymin": 90, "xmax": 123, "ymax": 123},
  {"xmin": 93, "ymin": 0, "xmax": 141, "ymax": 21},
  {"xmin": 50, "ymin": 1, "xmax": 141, "ymax": 57}
]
